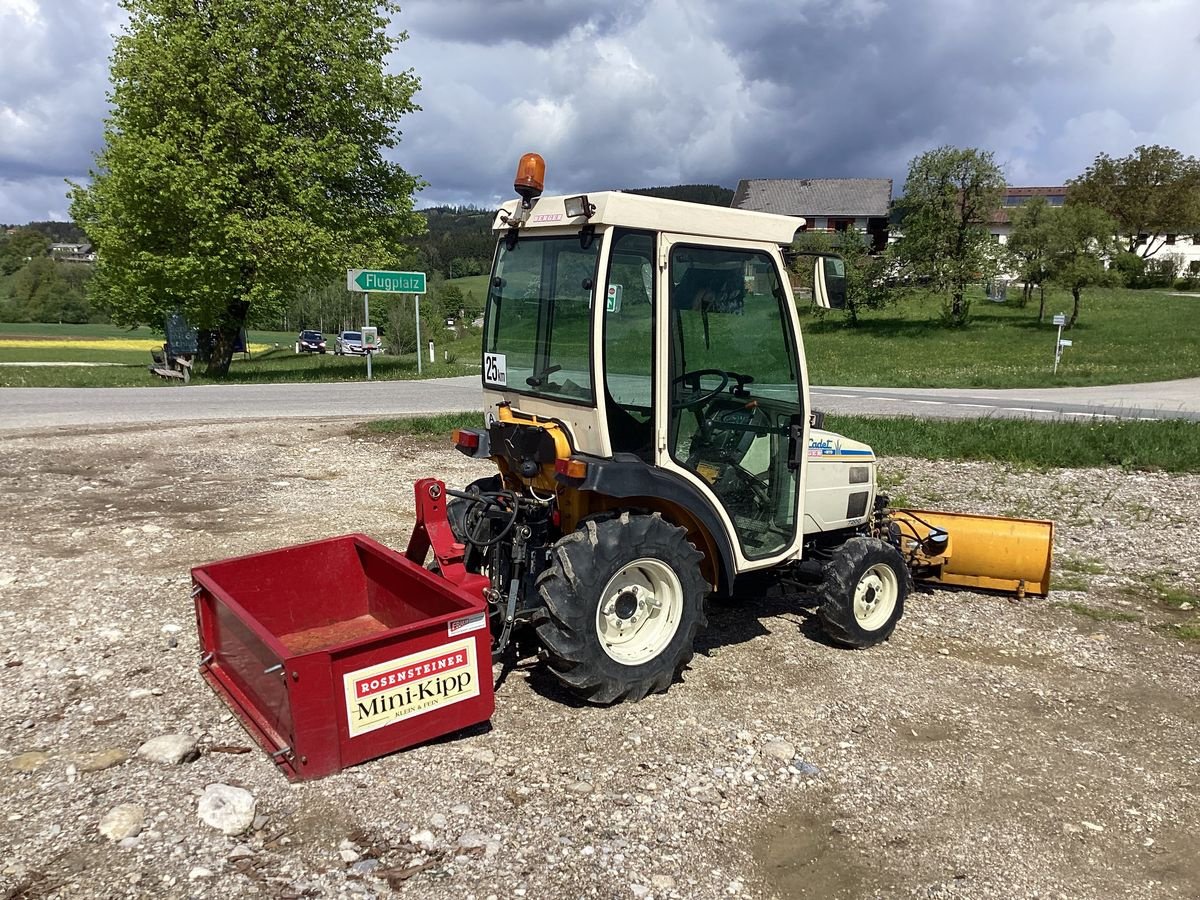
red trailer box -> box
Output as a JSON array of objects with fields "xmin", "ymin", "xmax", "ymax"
[{"xmin": 192, "ymin": 533, "xmax": 494, "ymax": 780}]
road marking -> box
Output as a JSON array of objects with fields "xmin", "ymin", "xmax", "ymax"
[
  {"xmin": 956, "ymin": 403, "xmax": 994, "ymax": 409},
  {"xmin": 907, "ymin": 399, "xmax": 946, "ymax": 405},
  {"xmin": 1062, "ymin": 411, "xmax": 1118, "ymax": 419}
]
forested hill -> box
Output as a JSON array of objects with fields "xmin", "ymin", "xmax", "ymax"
[
  {"xmin": 1, "ymin": 221, "xmax": 87, "ymax": 243},
  {"xmin": 414, "ymin": 184, "xmax": 734, "ymax": 279}
]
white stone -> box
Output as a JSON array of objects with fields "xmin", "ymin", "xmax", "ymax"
[
  {"xmin": 197, "ymin": 784, "xmax": 257, "ymax": 836},
  {"xmin": 761, "ymin": 739, "xmax": 796, "ymax": 764},
  {"xmin": 99, "ymin": 804, "xmax": 145, "ymax": 841},
  {"xmin": 137, "ymin": 734, "xmax": 196, "ymax": 765},
  {"xmin": 128, "ymin": 688, "xmax": 153, "ymax": 700},
  {"xmin": 188, "ymin": 867, "xmax": 214, "ymax": 881},
  {"xmin": 340, "ymin": 849, "xmax": 360, "ymax": 863},
  {"xmin": 457, "ymin": 830, "xmax": 490, "ymax": 850},
  {"xmin": 411, "ymin": 829, "xmax": 437, "ymax": 850},
  {"xmin": 651, "ymin": 874, "xmax": 676, "ymax": 890}
]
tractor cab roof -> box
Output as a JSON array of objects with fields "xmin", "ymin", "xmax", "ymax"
[{"xmin": 492, "ymin": 191, "xmax": 804, "ymax": 246}]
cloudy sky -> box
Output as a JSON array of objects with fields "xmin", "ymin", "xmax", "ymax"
[{"xmin": 1, "ymin": 0, "xmax": 1198, "ymax": 223}]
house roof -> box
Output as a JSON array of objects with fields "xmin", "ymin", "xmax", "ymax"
[
  {"xmin": 991, "ymin": 186, "xmax": 1068, "ymax": 226},
  {"xmin": 731, "ymin": 178, "xmax": 893, "ymax": 218}
]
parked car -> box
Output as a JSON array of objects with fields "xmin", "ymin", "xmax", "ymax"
[
  {"xmin": 335, "ymin": 331, "xmax": 365, "ymax": 355},
  {"xmin": 296, "ymin": 330, "xmax": 326, "ymax": 353}
]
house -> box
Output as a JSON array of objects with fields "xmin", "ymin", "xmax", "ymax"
[
  {"xmin": 731, "ymin": 178, "xmax": 893, "ymax": 250},
  {"xmin": 988, "ymin": 187, "xmax": 1066, "ymax": 245},
  {"xmin": 993, "ymin": 186, "xmax": 1200, "ymax": 274},
  {"xmin": 49, "ymin": 242, "xmax": 96, "ymax": 263}
]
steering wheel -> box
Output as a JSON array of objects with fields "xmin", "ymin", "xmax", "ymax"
[{"xmin": 671, "ymin": 368, "xmax": 730, "ymax": 411}]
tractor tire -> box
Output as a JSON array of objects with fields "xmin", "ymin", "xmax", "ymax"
[
  {"xmin": 535, "ymin": 512, "xmax": 707, "ymax": 704},
  {"xmin": 818, "ymin": 536, "xmax": 908, "ymax": 648}
]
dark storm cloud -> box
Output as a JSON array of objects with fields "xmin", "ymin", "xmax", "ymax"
[
  {"xmin": 2, "ymin": 0, "xmax": 1198, "ymax": 221},
  {"xmin": 0, "ymin": 1, "xmax": 118, "ymax": 177},
  {"xmin": 400, "ymin": 0, "xmax": 649, "ymax": 47}
]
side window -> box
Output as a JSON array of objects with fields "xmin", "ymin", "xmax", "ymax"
[{"xmin": 603, "ymin": 229, "xmax": 655, "ymax": 458}]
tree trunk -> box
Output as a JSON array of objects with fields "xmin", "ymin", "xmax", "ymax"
[
  {"xmin": 1020, "ymin": 282, "xmax": 1032, "ymax": 307},
  {"xmin": 1037, "ymin": 285, "xmax": 1046, "ymax": 322},
  {"xmin": 1068, "ymin": 287, "xmax": 1081, "ymax": 328},
  {"xmin": 204, "ymin": 298, "xmax": 250, "ymax": 377}
]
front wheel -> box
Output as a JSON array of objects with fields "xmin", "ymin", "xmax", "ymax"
[
  {"xmin": 818, "ymin": 537, "xmax": 908, "ymax": 648},
  {"xmin": 535, "ymin": 512, "xmax": 707, "ymax": 704}
]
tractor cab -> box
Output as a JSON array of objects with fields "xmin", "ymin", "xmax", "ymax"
[{"xmin": 476, "ymin": 155, "xmax": 858, "ymax": 582}]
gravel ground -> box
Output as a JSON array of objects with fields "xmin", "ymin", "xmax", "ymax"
[{"xmin": 1, "ymin": 420, "xmax": 1198, "ymax": 900}]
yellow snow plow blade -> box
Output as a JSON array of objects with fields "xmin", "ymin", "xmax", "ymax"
[{"xmin": 890, "ymin": 509, "xmax": 1053, "ymax": 597}]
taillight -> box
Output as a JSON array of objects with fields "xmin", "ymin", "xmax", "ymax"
[{"xmin": 453, "ymin": 429, "xmax": 480, "ymax": 452}]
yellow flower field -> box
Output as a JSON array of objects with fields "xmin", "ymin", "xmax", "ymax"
[{"xmin": 0, "ymin": 338, "xmax": 271, "ymax": 353}]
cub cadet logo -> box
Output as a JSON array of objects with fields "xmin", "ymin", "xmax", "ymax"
[
  {"xmin": 343, "ymin": 638, "xmax": 478, "ymax": 737},
  {"xmin": 808, "ymin": 437, "xmax": 839, "ymax": 457}
]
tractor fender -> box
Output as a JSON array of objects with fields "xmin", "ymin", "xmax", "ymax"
[{"xmin": 570, "ymin": 453, "xmax": 735, "ymax": 596}]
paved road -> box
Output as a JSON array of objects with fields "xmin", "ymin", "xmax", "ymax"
[
  {"xmin": 811, "ymin": 378, "xmax": 1200, "ymax": 422},
  {"xmin": 0, "ymin": 376, "xmax": 1197, "ymax": 432}
]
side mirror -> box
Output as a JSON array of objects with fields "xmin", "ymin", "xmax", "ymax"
[{"xmin": 813, "ymin": 256, "xmax": 847, "ymax": 310}]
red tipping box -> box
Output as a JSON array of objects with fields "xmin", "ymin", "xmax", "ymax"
[{"xmin": 192, "ymin": 533, "xmax": 494, "ymax": 780}]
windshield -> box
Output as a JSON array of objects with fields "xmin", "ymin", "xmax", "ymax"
[
  {"xmin": 483, "ymin": 234, "xmax": 600, "ymax": 403},
  {"xmin": 344, "ymin": 332, "xmax": 361, "ymax": 341}
]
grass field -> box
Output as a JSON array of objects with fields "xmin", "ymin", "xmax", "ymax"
[
  {"xmin": 2, "ymin": 284, "xmax": 1196, "ymax": 389},
  {"xmin": 800, "ymin": 286, "xmax": 1200, "ymax": 387},
  {"xmin": 362, "ymin": 412, "xmax": 1200, "ymax": 473},
  {"xmin": 0, "ymin": 322, "xmax": 477, "ymax": 387}
]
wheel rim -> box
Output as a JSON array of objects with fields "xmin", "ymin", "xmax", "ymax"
[
  {"xmin": 853, "ymin": 563, "xmax": 899, "ymax": 631},
  {"xmin": 596, "ymin": 558, "xmax": 684, "ymax": 666}
]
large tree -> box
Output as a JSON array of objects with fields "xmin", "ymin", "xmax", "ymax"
[
  {"xmin": 1045, "ymin": 204, "xmax": 1118, "ymax": 329},
  {"xmin": 71, "ymin": 0, "xmax": 424, "ymax": 375},
  {"xmin": 1066, "ymin": 145, "xmax": 1200, "ymax": 258},
  {"xmin": 895, "ymin": 146, "xmax": 1006, "ymax": 326}
]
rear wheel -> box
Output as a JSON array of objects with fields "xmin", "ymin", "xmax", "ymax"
[
  {"xmin": 535, "ymin": 512, "xmax": 707, "ymax": 704},
  {"xmin": 818, "ymin": 536, "xmax": 907, "ymax": 648}
]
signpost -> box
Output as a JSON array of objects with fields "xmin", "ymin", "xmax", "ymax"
[
  {"xmin": 347, "ymin": 270, "xmax": 428, "ymax": 375},
  {"xmin": 1052, "ymin": 312, "xmax": 1071, "ymax": 374},
  {"xmin": 346, "ymin": 270, "xmax": 427, "ymax": 294}
]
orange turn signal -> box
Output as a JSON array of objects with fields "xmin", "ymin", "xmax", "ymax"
[{"xmin": 555, "ymin": 457, "xmax": 588, "ymax": 479}]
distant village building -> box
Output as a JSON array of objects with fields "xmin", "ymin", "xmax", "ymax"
[
  {"xmin": 49, "ymin": 242, "xmax": 96, "ymax": 263},
  {"xmin": 731, "ymin": 178, "xmax": 892, "ymax": 250},
  {"xmin": 992, "ymin": 186, "xmax": 1200, "ymax": 274},
  {"xmin": 988, "ymin": 187, "xmax": 1066, "ymax": 245}
]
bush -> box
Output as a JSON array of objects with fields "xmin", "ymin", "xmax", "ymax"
[{"xmin": 1110, "ymin": 252, "xmax": 1145, "ymax": 287}]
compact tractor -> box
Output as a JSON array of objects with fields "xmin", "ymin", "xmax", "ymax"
[
  {"xmin": 403, "ymin": 153, "xmax": 1054, "ymax": 705},
  {"xmin": 190, "ymin": 154, "xmax": 1055, "ymax": 778}
]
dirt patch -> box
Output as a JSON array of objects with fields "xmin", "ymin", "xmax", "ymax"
[{"xmin": 0, "ymin": 423, "xmax": 1198, "ymax": 899}]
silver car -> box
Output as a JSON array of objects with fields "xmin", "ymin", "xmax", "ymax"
[{"xmin": 335, "ymin": 331, "xmax": 365, "ymax": 355}]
